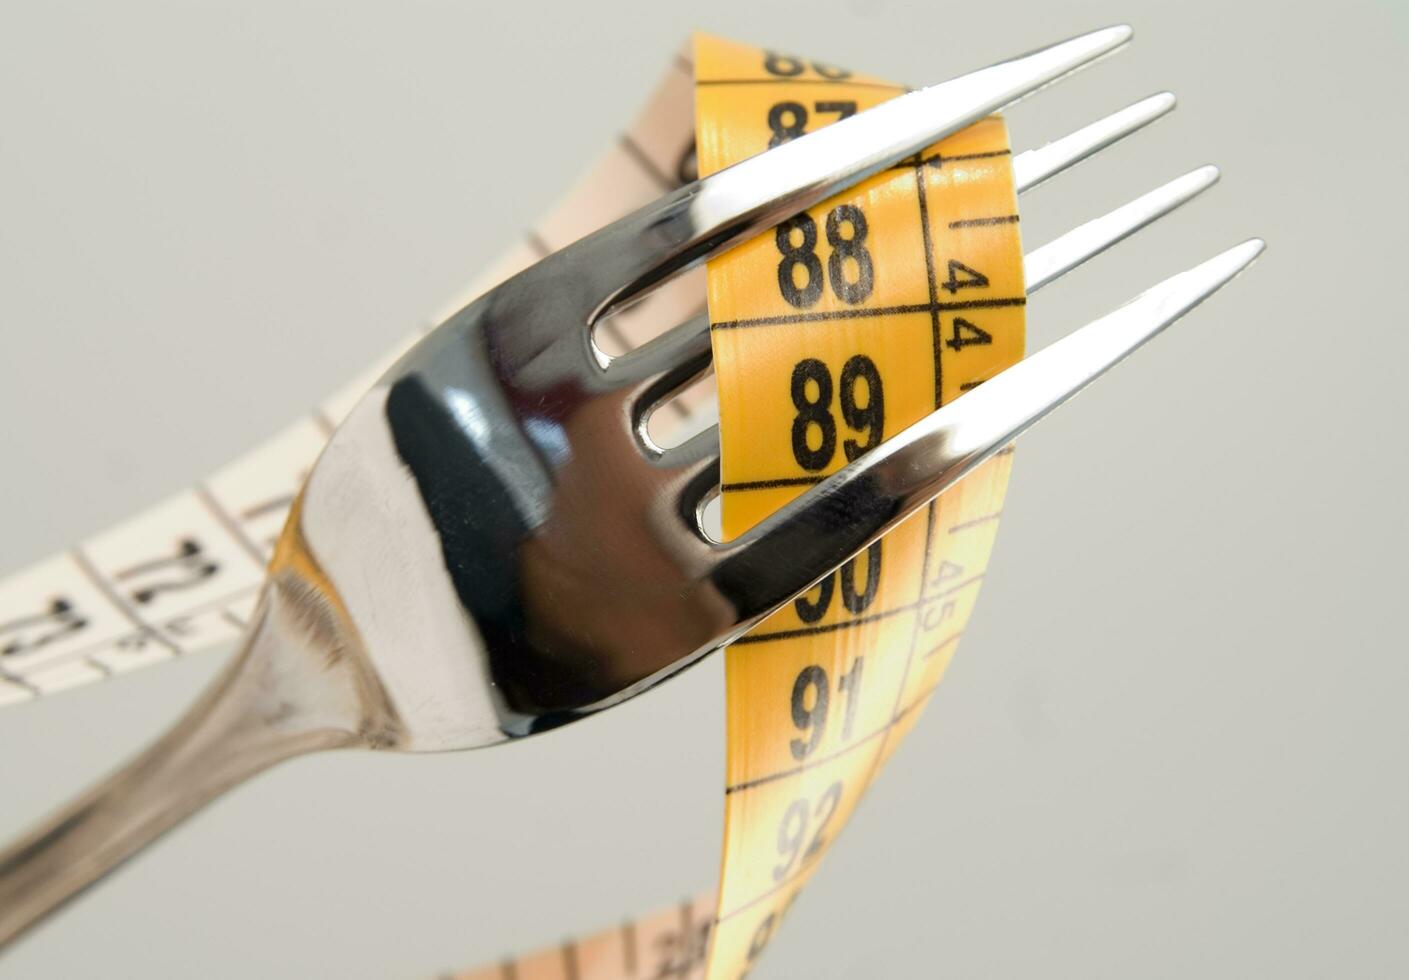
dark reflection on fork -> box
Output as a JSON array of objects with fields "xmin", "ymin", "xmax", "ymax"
[{"xmin": 384, "ymin": 358, "xmax": 730, "ymax": 733}]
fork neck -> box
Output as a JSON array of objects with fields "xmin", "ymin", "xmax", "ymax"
[{"xmin": 0, "ymin": 576, "xmax": 372, "ymax": 949}]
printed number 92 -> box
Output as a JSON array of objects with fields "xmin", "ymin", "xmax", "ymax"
[{"xmin": 773, "ymin": 781, "xmax": 844, "ymax": 882}]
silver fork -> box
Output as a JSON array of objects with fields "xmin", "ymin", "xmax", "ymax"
[{"xmin": 0, "ymin": 25, "xmax": 1262, "ymax": 947}]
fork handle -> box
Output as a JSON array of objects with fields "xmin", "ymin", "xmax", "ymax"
[{"xmin": 0, "ymin": 601, "xmax": 357, "ymax": 949}]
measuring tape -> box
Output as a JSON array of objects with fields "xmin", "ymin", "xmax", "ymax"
[
  {"xmin": 697, "ymin": 33, "xmax": 1024, "ymax": 978},
  {"xmin": 0, "ymin": 35, "xmax": 1024, "ymax": 979}
]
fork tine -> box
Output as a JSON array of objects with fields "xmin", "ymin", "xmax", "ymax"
[
  {"xmin": 612, "ymin": 122, "xmax": 1181, "ymax": 395},
  {"xmin": 632, "ymin": 167, "xmax": 1219, "ymax": 434},
  {"xmin": 626, "ymin": 94, "xmax": 1175, "ymax": 379},
  {"xmin": 707, "ymin": 241, "xmax": 1265, "ymax": 610},
  {"xmin": 1014, "ymin": 92, "xmax": 1177, "ymax": 194},
  {"xmin": 626, "ymin": 96, "xmax": 1178, "ymax": 380},
  {"xmin": 930, "ymin": 237, "xmax": 1265, "ymax": 467},
  {"xmin": 1026, "ymin": 165, "xmax": 1221, "ymax": 293},
  {"xmin": 584, "ymin": 26, "xmax": 1133, "ymax": 317},
  {"xmin": 606, "ymin": 311, "xmax": 710, "ymax": 387}
]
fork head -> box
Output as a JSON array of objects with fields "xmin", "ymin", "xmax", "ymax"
[{"xmin": 255, "ymin": 26, "xmax": 1257, "ymax": 754}]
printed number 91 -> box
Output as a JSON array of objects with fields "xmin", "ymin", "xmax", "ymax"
[{"xmin": 789, "ymin": 658, "xmax": 865, "ymax": 761}]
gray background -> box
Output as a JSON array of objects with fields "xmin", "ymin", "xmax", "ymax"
[{"xmin": 2, "ymin": 0, "xmax": 1406, "ymax": 976}]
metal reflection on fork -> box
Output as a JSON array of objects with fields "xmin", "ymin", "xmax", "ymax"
[{"xmin": 0, "ymin": 25, "xmax": 1262, "ymax": 947}]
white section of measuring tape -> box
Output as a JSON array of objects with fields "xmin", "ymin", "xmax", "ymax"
[{"xmin": 0, "ymin": 52, "xmax": 707, "ymax": 709}]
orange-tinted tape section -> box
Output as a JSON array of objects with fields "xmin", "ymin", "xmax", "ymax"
[{"xmin": 694, "ymin": 33, "xmax": 1026, "ymax": 979}]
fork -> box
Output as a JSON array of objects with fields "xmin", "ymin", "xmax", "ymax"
[{"xmin": 0, "ymin": 25, "xmax": 1262, "ymax": 947}]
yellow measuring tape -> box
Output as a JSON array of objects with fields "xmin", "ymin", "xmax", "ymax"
[
  {"xmin": 0, "ymin": 35, "xmax": 1025, "ymax": 980},
  {"xmin": 695, "ymin": 34, "xmax": 1025, "ymax": 977}
]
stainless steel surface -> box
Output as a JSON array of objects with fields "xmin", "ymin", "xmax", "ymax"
[
  {"xmin": 0, "ymin": 25, "xmax": 1262, "ymax": 950},
  {"xmin": 1011, "ymin": 91, "xmax": 1176, "ymax": 193},
  {"xmin": 1024, "ymin": 165, "xmax": 1221, "ymax": 292}
]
